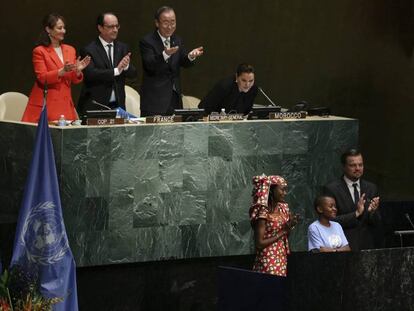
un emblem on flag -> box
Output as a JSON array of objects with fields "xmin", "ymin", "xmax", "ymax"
[{"xmin": 21, "ymin": 201, "xmax": 69, "ymax": 265}]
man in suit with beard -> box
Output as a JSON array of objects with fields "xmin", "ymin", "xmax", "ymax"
[
  {"xmin": 78, "ymin": 12, "xmax": 137, "ymax": 114},
  {"xmin": 323, "ymin": 149, "xmax": 381, "ymax": 251},
  {"xmin": 139, "ymin": 6, "xmax": 204, "ymax": 116}
]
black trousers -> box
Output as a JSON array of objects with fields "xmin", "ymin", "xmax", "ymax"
[{"xmin": 141, "ymin": 91, "xmax": 182, "ymax": 116}]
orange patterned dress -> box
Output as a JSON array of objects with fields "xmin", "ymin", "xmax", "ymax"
[{"xmin": 250, "ymin": 202, "xmax": 291, "ymax": 276}]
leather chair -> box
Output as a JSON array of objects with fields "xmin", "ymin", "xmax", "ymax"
[
  {"xmin": 182, "ymin": 95, "xmax": 201, "ymax": 109},
  {"xmin": 125, "ymin": 85, "xmax": 141, "ymax": 117},
  {"xmin": 0, "ymin": 92, "xmax": 29, "ymax": 121}
]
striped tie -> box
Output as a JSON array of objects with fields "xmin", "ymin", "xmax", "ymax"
[{"xmin": 164, "ymin": 38, "xmax": 170, "ymax": 48}]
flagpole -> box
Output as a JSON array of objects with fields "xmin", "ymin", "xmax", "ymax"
[
  {"xmin": 43, "ymin": 80, "xmax": 48, "ymax": 110},
  {"xmin": 10, "ymin": 77, "xmax": 78, "ymax": 310}
]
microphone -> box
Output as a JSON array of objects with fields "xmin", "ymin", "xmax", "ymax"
[
  {"xmin": 42, "ymin": 80, "xmax": 48, "ymax": 109},
  {"xmin": 405, "ymin": 213, "xmax": 414, "ymax": 230},
  {"xmin": 258, "ymin": 87, "xmax": 277, "ymax": 107},
  {"xmin": 43, "ymin": 81, "xmax": 48, "ymax": 96},
  {"xmin": 290, "ymin": 100, "xmax": 309, "ymax": 112},
  {"xmin": 91, "ymin": 100, "xmax": 111, "ymax": 110}
]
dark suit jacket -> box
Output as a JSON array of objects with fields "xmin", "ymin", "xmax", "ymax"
[
  {"xmin": 77, "ymin": 38, "xmax": 137, "ymax": 114},
  {"xmin": 198, "ymin": 76, "xmax": 258, "ymax": 114},
  {"xmin": 139, "ymin": 31, "xmax": 194, "ymax": 115},
  {"xmin": 323, "ymin": 177, "xmax": 381, "ymax": 251}
]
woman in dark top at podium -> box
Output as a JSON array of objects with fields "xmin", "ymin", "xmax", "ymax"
[
  {"xmin": 249, "ymin": 175, "xmax": 298, "ymax": 276},
  {"xmin": 198, "ymin": 63, "xmax": 258, "ymax": 115},
  {"xmin": 22, "ymin": 13, "xmax": 90, "ymax": 123}
]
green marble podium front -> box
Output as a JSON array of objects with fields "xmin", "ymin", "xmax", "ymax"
[{"xmin": 0, "ymin": 117, "xmax": 358, "ymax": 267}]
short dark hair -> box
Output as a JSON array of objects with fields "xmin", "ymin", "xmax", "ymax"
[
  {"xmin": 37, "ymin": 13, "xmax": 65, "ymax": 47},
  {"xmin": 340, "ymin": 148, "xmax": 362, "ymax": 166},
  {"xmin": 96, "ymin": 12, "xmax": 118, "ymax": 27},
  {"xmin": 154, "ymin": 6, "xmax": 174, "ymax": 21},
  {"xmin": 236, "ymin": 63, "xmax": 254, "ymax": 77},
  {"xmin": 313, "ymin": 195, "xmax": 335, "ymax": 213}
]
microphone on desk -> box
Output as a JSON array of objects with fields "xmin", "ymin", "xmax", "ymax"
[
  {"xmin": 91, "ymin": 100, "xmax": 112, "ymax": 110},
  {"xmin": 405, "ymin": 213, "xmax": 414, "ymax": 230},
  {"xmin": 290, "ymin": 100, "xmax": 309, "ymax": 112},
  {"xmin": 258, "ymin": 87, "xmax": 278, "ymax": 107}
]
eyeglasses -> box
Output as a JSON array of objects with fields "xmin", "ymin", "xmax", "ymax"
[
  {"xmin": 103, "ymin": 24, "xmax": 120, "ymax": 30},
  {"xmin": 160, "ymin": 21, "xmax": 176, "ymax": 27}
]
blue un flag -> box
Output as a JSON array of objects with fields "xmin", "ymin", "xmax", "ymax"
[{"xmin": 11, "ymin": 105, "xmax": 78, "ymax": 311}]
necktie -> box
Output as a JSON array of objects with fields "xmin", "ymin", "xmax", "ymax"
[
  {"xmin": 107, "ymin": 44, "xmax": 113, "ymax": 68},
  {"xmin": 106, "ymin": 44, "xmax": 116, "ymax": 103},
  {"xmin": 353, "ymin": 183, "xmax": 359, "ymax": 203},
  {"xmin": 164, "ymin": 38, "xmax": 170, "ymax": 48}
]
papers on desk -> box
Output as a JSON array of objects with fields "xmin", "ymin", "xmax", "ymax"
[{"xmin": 128, "ymin": 117, "xmax": 146, "ymax": 124}]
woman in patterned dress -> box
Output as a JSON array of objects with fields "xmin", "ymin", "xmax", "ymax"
[{"xmin": 249, "ymin": 175, "xmax": 298, "ymax": 276}]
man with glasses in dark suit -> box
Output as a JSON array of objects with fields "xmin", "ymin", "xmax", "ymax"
[
  {"xmin": 78, "ymin": 12, "xmax": 137, "ymax": 115},
  {"xmin": 139, "ymin": 6, "xmax": 204, "ymax": 116}
]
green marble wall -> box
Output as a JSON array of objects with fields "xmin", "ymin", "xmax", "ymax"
[{"xmin": 0, "ymin": 118, "xmax": 358, "ymax": 267}]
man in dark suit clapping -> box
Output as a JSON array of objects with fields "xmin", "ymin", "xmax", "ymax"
[
  {"xmin": 323, "ymin": 149, "xmax": 381, "ymax": 251},
  {"xmin": 139, "ymin": 6, "xmax": 204, "ymax": 116},
  {"xmin": 78, "ymin": 12, "xmax": 137, "ymax": 114}
]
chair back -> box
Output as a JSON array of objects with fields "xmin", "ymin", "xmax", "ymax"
[
  {"xmin": 182, "ymin": 95, "xmax": 201, "ymax": 109},
  {"xmin": 125, "ymin": 85, "xmax": 140, "ymax": 117},
  {"xmin": 0, "ymin": 92, "xmax": 29, "ymax": 121}
]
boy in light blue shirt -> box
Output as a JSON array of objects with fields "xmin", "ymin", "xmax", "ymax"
[{"xmin": 308, "ymin": 195, "xmax": 351, "ymax": 252}]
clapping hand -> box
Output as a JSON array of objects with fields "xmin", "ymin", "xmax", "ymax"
[
  {"xmin": 188, "ymin": 46, "xmax": 204, "ymax": 59},
  {"xmin": 165, "ymin": 46, "xmax": 179, "ymax": 56},
  {"xmin": 75, "ymin": 55, "xmax": 91, "ymax": 73},
  {"xmin": 355, "ymin": 193, "xmax": 366, "ymax": 217},
  {"xmin": 63, "ymin": 62, "xmax": 76, "ymax": 72},
  {"xmin": 59, "ymin": 61, "xmax": 75, "ymax": 77},
  {"xmin": 117, "ymin": 53, "xmax": 131, "ymax": 72},
  {"xmin": 367, "ymin": 196, "xmax": 380, "ymax": 213},
  {"xmin": 59, "ymin": 56, "xmax": 90, "ymax": 77},
  {"xmin": 287, "ymin": 213, "xmax": 300, "ymax": 230}
]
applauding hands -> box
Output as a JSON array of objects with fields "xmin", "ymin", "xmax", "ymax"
[
  {"xmin": 355, "ymin": 193, "xmax": 380, "ymax": 217},
  {"xmin": 188, "ymin": 46, "xmax": 204, "ymax": 60},
  {"xmin": 117, "ymin": 52, "xmax": 131, "ymax": 73},
  {"xmin": 163, "ymin": 46, "xmax": 204, "ymax": 60},
  {"xmin": 287, "ymin": 213, "xmax": 300, "ymax": 230},
  {"xmin": 59, "ymin": 55, "xmax": 91, "ymax": 77}
]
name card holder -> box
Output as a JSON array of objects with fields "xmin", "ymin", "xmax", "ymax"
[
  {"xmin": 87, "ymin": 118, "xmax": 125, "ymax": 125},
  {"xmin": 270, "ymin": 111, "xmax": 307, "ymax": 119},
  {"xmin": 206, "ymin": 114, "xmax": 245, "ymax": 122},
  {"xmin": 146, "ymin": 115, "xmax": 183, "ymax": 123}
]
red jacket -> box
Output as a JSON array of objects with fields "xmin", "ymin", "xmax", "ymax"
[{"xmin": 22, "ymin": 44, "xmax": 83, "ymax": 123}]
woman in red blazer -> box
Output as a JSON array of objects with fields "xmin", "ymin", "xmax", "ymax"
[{"xmin": 22, "ymin": 13, "xmax": 90, "ymax": 123}]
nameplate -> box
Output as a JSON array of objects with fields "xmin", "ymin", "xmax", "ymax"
[
  {"xmin": 270, "ymin": 112, "xmax": 307, "ymax": 119},
  {"xmin": 207, "ymin": 114, "xmax": 245, "ymax": 121},
  {"xmin": 87, "ymin": 118, "xmax": 125, "ymax": 125},
  {"xmin": 146, "ymin": 115, "xmax": 182, "ymax": 123}
]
